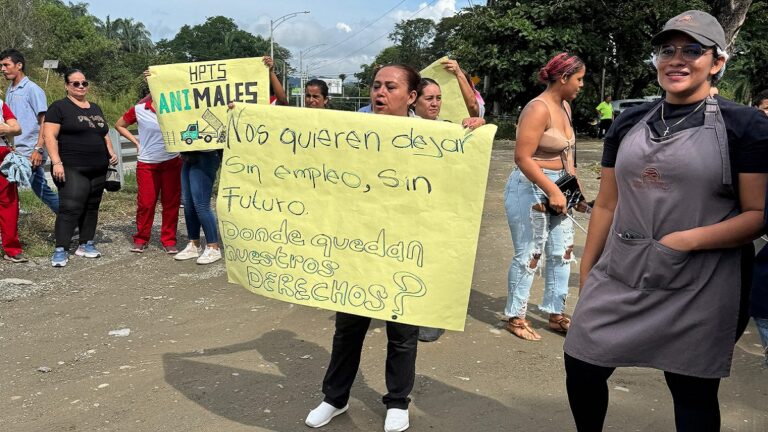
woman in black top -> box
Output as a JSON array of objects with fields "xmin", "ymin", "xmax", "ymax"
[{"xmin": 44, "ymin": 69, "xmax": 117, "ymax": 267}]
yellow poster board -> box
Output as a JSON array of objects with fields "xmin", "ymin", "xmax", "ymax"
[
  {"xmin": 147, "ymin": 58, "xmax": 270, "ymax": 152},
  {"xmin": 217, "ymin": 105, "xmax": 496, "ymax": 330},
  {"xmin": 420, "ymin": 57, "xmax": 471, "ymax": 124}
]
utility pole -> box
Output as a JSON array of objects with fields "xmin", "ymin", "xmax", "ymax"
[{"xmin": 298, "ymin": 44, "xmax": 326, "ymax": 107}]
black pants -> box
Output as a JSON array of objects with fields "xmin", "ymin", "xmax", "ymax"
[
  {"xmin": 598, "ymin": 119, "xmax": 613, "ymax": 138},
  {"xmin": 52, "ymin": 165, "xmax": 107, "ymax": 248},
  {"xmin": 564, "ymin": 353, "xmax": 721, "ymax": 432},
  {"xmin": 322, "ymin": 312, "xmax": 418, "ymax": 409}
]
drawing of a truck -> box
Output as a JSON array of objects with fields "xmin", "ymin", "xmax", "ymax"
[{"xmin": 180, "ymin": 109, "xmax": 226, "ymax": 145}]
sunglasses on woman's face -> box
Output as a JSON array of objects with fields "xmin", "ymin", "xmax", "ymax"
[
  {"xmin": 68, "ymin": 80, "xmax": 89, "ymax": 88},
  {"xmin": 656, "ymin": 44, "xmax": 713, "ymax": 62}
]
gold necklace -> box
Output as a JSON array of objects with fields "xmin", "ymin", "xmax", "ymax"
[{"xmin": 660, "ymin": 100, "xmax": 706, "ymax": 136}]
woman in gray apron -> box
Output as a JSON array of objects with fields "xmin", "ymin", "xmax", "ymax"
[{"xmin": 563, "ymin": 11, "xmax": 768, "ymax": 431}]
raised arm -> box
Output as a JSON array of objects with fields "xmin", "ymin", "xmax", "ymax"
[
  {"xmin": 263, "ymin": 56, "xmax": 288, "ymax": 105},
  {"xmin": 441, "ymin": 59, "xmax": 479, "ymax": 117}
]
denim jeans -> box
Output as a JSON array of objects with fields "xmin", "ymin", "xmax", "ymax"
[
  {"xmin": 504, "ymin": 168, "xmax": 575, "ymax": 318},
  {"xmin": 755, "ymin": 318, "xmax": 768, "ymax": 365},
  {"xmin": 30, "ymin": 165, "xmax": 59, "ymax": 213},
  {"xmin": 181, "ymin": 151, "xmax": 220, "ymax": 244}
]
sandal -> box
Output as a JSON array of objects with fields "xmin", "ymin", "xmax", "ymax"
[
  {"xmin": 505, "ymin": 318, "xmax": 541, "ymax": 341},
  {"xmin": 548, "ymin": 314, "xmax": 571, "ymax": 333}
]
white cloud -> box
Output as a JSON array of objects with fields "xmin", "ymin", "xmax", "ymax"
[
  {"xmin": 242, "ymin": 1, "xmax": 462, "ymax": 77},
  {"xmin": 336, "ymin": 22, "xmax": 352, "ymax": 33},
  {"xmin": 393, "ymin": 0, "xmax": 458, "ymax": 22}
]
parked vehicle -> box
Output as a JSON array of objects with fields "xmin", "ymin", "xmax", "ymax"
[{"xmin": 611, "ymin": 98, "xmax": 649, "ymax": 118}]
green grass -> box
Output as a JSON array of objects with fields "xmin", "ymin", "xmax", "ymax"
[
  {"xmin": 17, "ymin": 188, "xmax": 56, "ymax": 257},
  {"xmin": 16, "ymin": 173, "xmax": 139, "ymax": 258}
]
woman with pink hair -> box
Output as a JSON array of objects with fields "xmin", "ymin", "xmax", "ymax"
[{"xmin": 503, "ymin": 52, "xmax": 585, "ymax": 341}]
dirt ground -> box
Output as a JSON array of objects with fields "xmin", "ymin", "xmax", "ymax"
[{"xmin": 1, "ymin": 139, "xmax": 766, "ymax": 432}]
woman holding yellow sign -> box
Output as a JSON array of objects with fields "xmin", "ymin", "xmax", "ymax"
[{"xmin": 305, "ymin": 64, "xmax": 421, "ymax": 432}]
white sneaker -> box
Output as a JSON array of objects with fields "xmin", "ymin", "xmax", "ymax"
[
  {"xmin": 384, "ymin": 408, "xmax": 409, "ymax": 432},
  {"xmin": 305, "ymin": 401, "xmax": 348, "ymax": 428},
  {"xmin": 174, "ymin": 242, "xmax": 201, "ymax": 261},
  {"xmin": 196, "ymin": 246, "xmax": 221, "ymax": 265}
]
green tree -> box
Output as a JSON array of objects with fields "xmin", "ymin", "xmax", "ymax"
[
  {"xmin": 354, "ymin": 46, "xmax": 403, "ymax": 86},
  {"xmin": 34, "ymin": 0, "xmax": 118, "ymax": 76},
  {"xmin": 103, "ymin": 17, "xmax": 154, "ymax": 54},
  {"xmin": 0, "ymin": 0, "xmax": 39, "ymax": 50},
  {"xmin": 389, "ymin": 18, "xmax": 437, "ymax": 69},
  {"xmin": 719, "ymin": 0, "xmax": 768, "ymax": 102},
  {"xmin": 156, "ymin": 16, "xmax": 290, "ymax": 63},
  {"xmin": 439, "ymin": 0, "xmax": 714, "ymax": 121}
]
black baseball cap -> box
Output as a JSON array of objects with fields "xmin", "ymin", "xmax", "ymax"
[{"xmin": 651, "ymin": 10, "xmax": 726, "ymax": 50}]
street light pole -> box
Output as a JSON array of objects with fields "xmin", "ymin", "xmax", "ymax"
[
  {"xmin": 270, "ymin": 10, "xmax": 310, "ymax": 59},
  {"xmin": 299, "ymin": 43, "xmax": 326, "ymax": 107}
]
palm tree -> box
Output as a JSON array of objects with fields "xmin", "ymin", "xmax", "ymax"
[
  {"xmin": 100, "ymin": 17, "xmax": 154, "ymax": 54},
  {"xmin": 116, "ymin": 18, "xmax": 154, "ymax": 54},
  {"xmin": 339, "ymin": 73, "xmax": 347, "ymax": 97}
]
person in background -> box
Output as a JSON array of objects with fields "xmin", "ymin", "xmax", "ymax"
[
  {"xmin": 595, "ymin": 95, "xmax": 613, "ymax": 138},
  {"xmin": 755, "ymin": 89, "xmax": 768, "ymax": 115},
  {"xmin": 305, "ymin": 64, "xmax": 422, "ymax": 432},
  {"xmin": 0, "ymin": 99, "xmax": 25, "ymax": 262},
  {"xmin": 115, "ymin": 90, "xmax": 182, "ymax": 254},
  {"xmin": 0, "ymin": 49, "xmax": 59, "ymax": 213},
  {"xmin": 411, "ymin": 76, "xmax": 484, "ymax": 342},
  {"xmin": 753, "ymin": 187, "xmax": 768, "ymax": 367},
  {"xmin": 564, "ymin": 11, "xmax": 768, "ymax": 430},
  {"xmin": 304, "ymin": 79, "xmax": 329, "ymax": 109},
  {"xmin": 44, "ymin": 69, "xmax": 118, "ymax": 267},
  {"xmin": 504, "ymin": 52, "xmax": 584, "ymax": 341},
  {"xmin": 440, "ymin": 58, "xmax": 484, "ymax": 118}
]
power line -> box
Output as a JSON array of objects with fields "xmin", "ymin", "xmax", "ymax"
[
  {"xmin": 306, "ymin": 0, "xmax": 407, "ymax": 60},
  {"xmin": 307, "ymin": 0, "xmax": 439, "ymax": 73}
]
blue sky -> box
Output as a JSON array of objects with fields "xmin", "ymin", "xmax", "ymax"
[{"xmin": 87, "ymin": 0, "xmax": 476, "ymax": 77}]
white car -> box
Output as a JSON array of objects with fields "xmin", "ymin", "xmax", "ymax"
[{"xmin": 611, "ymin": 98, "xmax": 649, "ymax": 117}]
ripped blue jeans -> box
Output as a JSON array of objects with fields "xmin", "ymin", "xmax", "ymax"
[{"xmin": 504, "ymin": 168, "xmax": 575, "ymax": 318}]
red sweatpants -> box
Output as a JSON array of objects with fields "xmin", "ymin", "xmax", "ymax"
[
  {"xmin": 133, "ymin": 157, "xmax": 182, "ymax": 247},
  {"xmin": 0, "ymin": 173, "xmax": 21, "ymax": 257}
]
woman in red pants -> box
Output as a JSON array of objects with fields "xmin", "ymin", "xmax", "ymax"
[
  {"xmin": 115, "ymin": 94, "xmax": 182, "ymax": 254},
  {"xmin": 0, "ymin": 98, "xmax": 24, "ymax": 262}
]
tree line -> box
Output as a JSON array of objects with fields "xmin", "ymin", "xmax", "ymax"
[
  {"xmin": 0, "ymin": 0, "xmax": 291, "ymax": 102},
  {"xmin": 356, "ymin": 0, "xmax": 766, "ymax": 128},
  {"xmin": 1, "ymin": 0, "xmax": 765, "ymax": 128}
]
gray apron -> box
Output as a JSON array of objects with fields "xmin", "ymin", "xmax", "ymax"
[{"xmin": 564, "ymin": 98, "xmax": 741, "ymax": 378}]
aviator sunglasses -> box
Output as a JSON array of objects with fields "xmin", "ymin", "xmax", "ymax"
[
  {"xmin": 68, "ymin": 80, "xmax": 89, "ymax": 88},
  {"xmin": 656, "ymin": 44, "xmax": 713, "ymax": 62}
]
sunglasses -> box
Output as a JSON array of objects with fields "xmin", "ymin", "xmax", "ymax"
[
  {"xmin": 656, "ymin": 44, "xmax": 713, "ymax": 62},
  {"xmin": 68, "ymin": 80, "xmax": 89, "ymax": 88}
]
